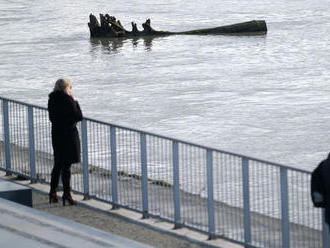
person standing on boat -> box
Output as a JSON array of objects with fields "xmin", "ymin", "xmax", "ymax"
[{"xmin": 48, "ymin": 78, "xmax": 83, "ymax": 206}]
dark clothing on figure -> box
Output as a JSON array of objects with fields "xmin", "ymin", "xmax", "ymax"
[
  {"xmin": 321, "ymin": 156, "xmax": 330, "ymax": 225},
  {"xmin": 48, "ymin": 91, "xmax": 83, "ymax": 194},
  {"xmin": 48, "ymin": 91, "xmax": 83, "ymax": 164},
  {"xmin": 50, "ymin": 162, "xmax": 72, "ymax": 194}
]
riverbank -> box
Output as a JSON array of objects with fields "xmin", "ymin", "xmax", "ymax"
[{"xmin": 0, "ymin": 171, "xmax": 241, "ymax": 248}]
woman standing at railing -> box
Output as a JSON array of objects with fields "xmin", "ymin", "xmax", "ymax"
[{"xmin": 48, "ymin": 78, "xmax": 83, "ymax": 206}]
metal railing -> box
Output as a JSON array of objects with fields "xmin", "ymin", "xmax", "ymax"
[{"xmin": 0, "ymin": 95, "xmax": 329, "ymax": 248}]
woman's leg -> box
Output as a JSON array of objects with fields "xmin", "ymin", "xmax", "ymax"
[
  {"xmin": 61, "ymin": 163, "xmax": 76, "ymax": 205},
  {"xmin": 49, "ymin": 160, "xmax": 62, "ymax": 203},
  {"xmin": 61, "ymin": 163, "xmax": 72, "ymax": 196},
  {"xmin": 50, "ymin": 161, "xmax": 62, "ymax": 194}
]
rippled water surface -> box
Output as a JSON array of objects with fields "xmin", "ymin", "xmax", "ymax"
[{"xmin": 0, "ymin": 0, "xmax": 329, "ymax": 170}]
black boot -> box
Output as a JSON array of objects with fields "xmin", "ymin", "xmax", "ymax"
[
  {"xmin": 49, "ymin": 192, "xmax": 59, "ymax": 204},
  {"xmin": 61, "ymin": 164, "xmax": 76, "ymax": 206},
  {"xmin": 49, "ymin": 163, "xmax": 61, "ymax": 204},
  {"xmin": 62, "ymin": 193, "xmax": 77, "ymax": 206}
]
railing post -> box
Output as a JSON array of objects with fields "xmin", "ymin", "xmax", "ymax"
[
  {"xmin": 322, "ymin": 209, "xmax": 330, "ymax": 248},
  {"xmin": 172, "ymin": 140, "xmax": 182, "ymax": 229},
  {"xmin": 2, "ymin": 100, "xmax": 11, "ymax": 175},
  {"xmin": 242, "ymin": 157, "xmax": 251, "ymax": 244},
  {"xmin": 110, "ymin": 126, "xmax": 119, "ymax": 209},
  {"xmin": 280, "ymin": 167, "xmax": 290, "ymax": 248},
  {"xmin": 140, "ymin": 132, "xmax": 149, "ymax": 218},
  {"xmin": 27, "ymin": 106, "xmax": 36, "ymax": 183},
  {"xmin": 206, "ymin": 149, "xmax": 216, "ymax": 239},
  {"xmin": 81, "ymin": 119, "xmax": 90, "ymax": 200}
]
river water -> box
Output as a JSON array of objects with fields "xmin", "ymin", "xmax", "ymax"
[{"xmin": 0, "ymin": 0, "xmax": 329, "ymax": 170}]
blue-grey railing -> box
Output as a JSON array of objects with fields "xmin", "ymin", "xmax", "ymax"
[{"xmin": 0, "ymin": 96, "xmax": 328, "ymax": 248}]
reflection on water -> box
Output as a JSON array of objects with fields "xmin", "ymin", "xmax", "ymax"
[
  {"xmin": 89, "ymin": 38, "xmax": 124, "ymax": 53},
  {"xmin": 90, "ymin": 36, "xmax": 155, "ymax": 53}
]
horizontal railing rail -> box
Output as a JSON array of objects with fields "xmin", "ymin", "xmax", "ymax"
[{"xmin": 0, "ymin": 95, "xmax": 328, "ymax": 248}]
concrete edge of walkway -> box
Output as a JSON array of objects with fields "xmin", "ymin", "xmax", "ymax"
[
  {"xmin": 0, "ymin": 196, "xmax": 154, "ymax": 248},
  {"xmin": 0, "ymin": 172, "xmax": 243, "ymax": 248}
]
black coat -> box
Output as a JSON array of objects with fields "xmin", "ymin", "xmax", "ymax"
[
  {"xmin": 321, "ymin": 156, "xmax": 330, "ymax": 224},
  {"xmin": 48, "ymin": 91, "xmax": 83, "ymax": 164}
]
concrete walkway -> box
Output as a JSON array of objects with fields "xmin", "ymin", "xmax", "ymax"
[
  {"xmin": 0, "ymin": 197, "xmax": 152, "ymax": 248},
  {"xmin": 0, "ymin": 172, "xmax": 242, "ymax": 248}
]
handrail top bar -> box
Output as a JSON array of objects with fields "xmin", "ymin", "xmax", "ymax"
[
  {"xmin": 0, "ymin": 95, "xmax": 311, "ymax": 174},
  {"xmin": 87, "ymin": 114, "xmax": 310, "ymax": 174},
  {"xmin": 0, "ymin": 96, "xmax": 46, "ymax": 110}
]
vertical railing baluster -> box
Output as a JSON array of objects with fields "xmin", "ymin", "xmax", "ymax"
[
  {"xmin": 81, "ymin": 119, "xmax": 90, "ymax": 199},
  {"xmin": 140, "ymin": 132, "xmax": 149, "ymax": 218},
  {"xmin": 27, "ymin": 106, "xmax": 36, "ymax": 183},
  {"xmin": 280, "ymin": 167, "xmax": 290, "ymax": 248},
  {"xmin": 110, "ymin": 126, "xmax": 118, "ymax": 209},
  {"xmin": 322, "ymin": 209, "xmax": 330, "ymax": 248},
  {"xmin": 206, "ymin": 149, "xmax": 216, "ymax": 239},
  {"xmin": 172, "ymin": 140, "xmax": 182, "ymax": 228},
  {"xmin": 242, "ymin": 157, "xmax": 251, "ymax": 244},
  {"xmin": 2, "ymin": 100, "xmax": 11, "ymax": 175}
]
